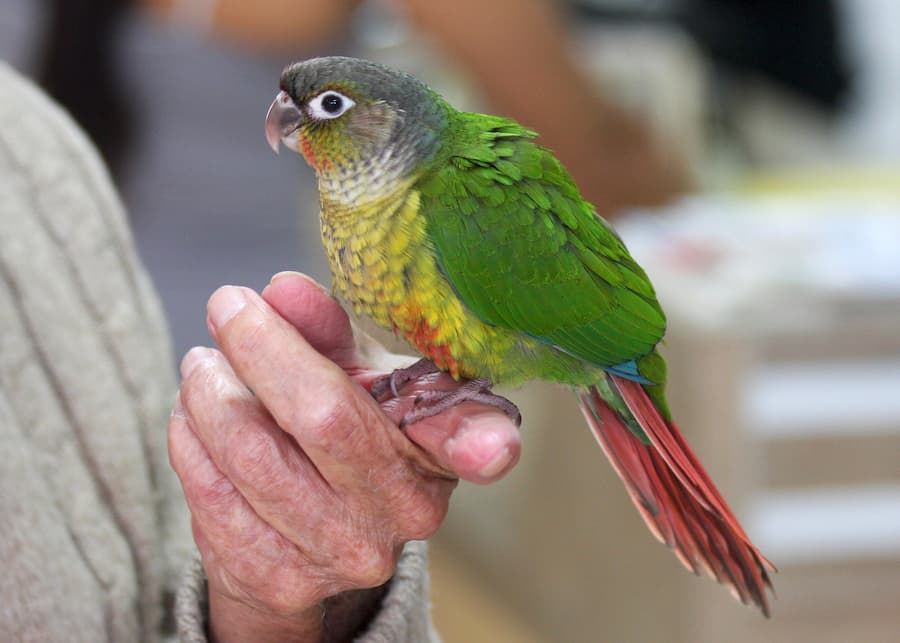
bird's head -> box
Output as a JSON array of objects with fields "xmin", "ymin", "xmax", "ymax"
[{"xmin": 265, "ymin": 57, "xmax": 447, "ymax": 178}]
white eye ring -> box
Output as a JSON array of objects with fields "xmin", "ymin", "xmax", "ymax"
[{"xmin": 307, "ymin": 90, "xmax": 356, "ymax": 120}]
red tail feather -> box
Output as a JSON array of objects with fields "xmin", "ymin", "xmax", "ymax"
[{"xmin": 579, "ymin": 378, "xmax": 776, "ymax": 616}]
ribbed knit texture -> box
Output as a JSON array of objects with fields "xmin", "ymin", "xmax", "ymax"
[{"xmin": 0, "ymin": 60, "xmax": 187, "ymax": 642}]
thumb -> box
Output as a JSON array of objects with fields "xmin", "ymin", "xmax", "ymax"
[{"xmin": 261, "ymin": 271, "xmax": 359, "ymax": 369}]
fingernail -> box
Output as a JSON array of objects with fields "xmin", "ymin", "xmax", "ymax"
[
  {"xmin": 269, "ymin": 270, "xmax": 330, "ymax": 294},
  {"xmin": 208, "ymin": 286, "xmax": 247, "ymax": 329},
  {"xmin": 269, "ymin": 270, "xmax": 302, "ymax": 284},
  {"xmin": 180, "ymin": 346, "xmax": 215, "ymax": 379},
  {"xmin": 478, "ymin": 446, "xmax": 512, "ymax": 479}
]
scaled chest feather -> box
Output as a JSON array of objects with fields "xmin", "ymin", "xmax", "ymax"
[{"xmin": 318, "ymin": 185, "xmax": 471, "ymax": 376}]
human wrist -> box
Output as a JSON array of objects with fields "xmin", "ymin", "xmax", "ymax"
[
  {"xmin": 207, "ymin": 589, "xmax": 324, "ymax": 643},
  {"xmin": 206, "ymin": 581, "xmax": 390, "ymax": 643}
]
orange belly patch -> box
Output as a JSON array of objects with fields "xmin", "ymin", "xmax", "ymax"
[{"xmin": 395, "ymin": 306, "xmax": 460, "ymax": 379}]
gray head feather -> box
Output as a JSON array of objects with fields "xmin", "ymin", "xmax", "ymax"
[{"xmin": 280, "ymin": 57, "xmax": 448, "ymax": 164}]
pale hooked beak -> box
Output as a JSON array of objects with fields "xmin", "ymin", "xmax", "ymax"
[{"xmin": 265, "ymin": 90, "xmax": 303, "ymax": 154}]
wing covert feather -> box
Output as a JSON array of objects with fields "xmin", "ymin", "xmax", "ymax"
[{"xmin": 419, "ymin": 114, "xmax": 666, "ymax": 369}]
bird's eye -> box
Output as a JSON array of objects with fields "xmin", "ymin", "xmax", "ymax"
[{"xmin": 307, "ymin": 90, "xmax": 355, "ymax": 120}]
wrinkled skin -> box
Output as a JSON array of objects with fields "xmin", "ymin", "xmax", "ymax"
[{"xmin": 168, "ymin": 271, "xmax": 521, "ymax": 642}]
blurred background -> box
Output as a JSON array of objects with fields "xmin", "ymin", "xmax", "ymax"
[{"xmin": 2, "ymin": 0, "xmax": 899, "ymax": 640}]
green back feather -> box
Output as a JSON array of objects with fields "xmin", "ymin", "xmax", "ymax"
[{"xmin": 418, "ymin": 112, "xmax": 667, "ymax": 376}]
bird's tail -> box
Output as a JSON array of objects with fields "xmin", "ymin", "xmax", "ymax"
[{"xmin": 579, "ymin": 376, "xmax": 776, "ymax": 616}]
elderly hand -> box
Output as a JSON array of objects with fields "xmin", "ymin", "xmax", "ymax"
[{"xmin": 168, "ymin": 271, "xmax": 521, "ymax": 643}]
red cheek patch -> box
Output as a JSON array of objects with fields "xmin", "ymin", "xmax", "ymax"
[
  {"xmin": 300, "ymin": 134, "xmax": 334, "ymax": 172},
  {"xmin": 300, "ymin": 134, "xmax": 318, "ymax": 167}
]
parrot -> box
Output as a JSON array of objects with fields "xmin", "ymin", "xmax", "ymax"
[{"xmin": 265, "ymin": 56, "xmax": 775, "ymax": 615}]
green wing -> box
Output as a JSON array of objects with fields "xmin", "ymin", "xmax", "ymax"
[{"xmin": 418, "ymin": 112, "xmax": 666, "ymax": 370}]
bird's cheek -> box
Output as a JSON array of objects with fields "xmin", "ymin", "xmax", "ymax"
[{"xmin": 290, "ymin": 130, "xmax": 323, "ymax": 170}]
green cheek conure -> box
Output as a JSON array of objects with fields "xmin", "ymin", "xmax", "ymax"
[{"xmin": 265, "ymin": 56, "xmax": 775, "ymax": 614}]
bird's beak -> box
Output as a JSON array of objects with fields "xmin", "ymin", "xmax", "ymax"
[{"xmin": 265, "ymin": 91, "xmax": 303, "ymax": 154}]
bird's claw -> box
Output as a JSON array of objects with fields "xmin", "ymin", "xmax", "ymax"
[
  {"xmin": 371, "ymin": 362, "xmax": 522, "ymax": 428},
  {"xmin": 403, "ymin": 377, "xmax": 522, "ymax": 428},
  {"xmin": 370, "ymin": 358, "xmax": 441, "ymax": 401}
]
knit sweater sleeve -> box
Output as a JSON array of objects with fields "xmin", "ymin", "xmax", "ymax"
[
  {"xmin": 175, "ymin": 542, "xmax": 441, "ymax": 643},
  {"xmin": 0, "ymin": 60, "xmax": 189, "ymax": 641}
]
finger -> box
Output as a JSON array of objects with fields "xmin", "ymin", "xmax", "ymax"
[
  {"xmin": 406, "ymin": 408, "xmax": 521, "ymax": 484},
  {"xmin": 257, "ymin": 274, "xmax": 521, "ymax": 483},
  {"xmin": 205, "ymin": 286, "xmax": 462, "ymax": 542},
  {"xmin": 168, "ymin": 390, "xmax": 269, "ymax": 549},
  {"xmin": 177, "ymin": 346, "xmax": 338, "ymax": 544},
  {"xmin": 177, "ymin": 349, "xmax": 422, "ymax": 588},
  {"xmin": 259, "ymin": 272, "xmax": 433, "ymax": 388},
  {"xmin": 380, "ymin": 374, "xmax": 521, "ymax": 484},
  {"xmin": 258, "ymin": 274, "xmax": 522, "ymax": 483},
  {"xmin": 205, "ymin": 286, "xmax": 411, "ymax": 489},
  {"xmin": 168, "ymin": 392, "xmax": 325, "ymax": 605},
  {"xmin": 260, "ymin": 272, "xmax": 359, "ymax": 370}
]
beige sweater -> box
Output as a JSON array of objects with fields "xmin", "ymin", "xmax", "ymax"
[{"xmin": 0, "ymin": 61, "xmax": 437, "ymax": 642}]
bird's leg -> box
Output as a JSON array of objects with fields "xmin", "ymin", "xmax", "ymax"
[
  {"xmin": 370, "ymin": 358, "xmax": 441, "ymax": 401},
  {"xmin": 401, "ymin": 378, "xmax": 521, "ymax": 429}
]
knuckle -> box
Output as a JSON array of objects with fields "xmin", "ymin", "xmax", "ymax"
[
  {"xmin": 373, "ymin": 469, "xmax": 452, "ymax": 541},
  {"xmin": 346, "ymin": 541, "xmax": 398, "ymax": 588},
  {"xmin": 223, "ymin": 424, "xmax": 284, "ymax": 491},
  {"xmin": 264, "ymin": 591, "xmax": 311, "ymax": 618},
  {"xmin": 189, "ymin": 470, "xmax": 237, "ymax": 512},
  {"xmin": 398, "ymin": 493, "xmax": 449, "ymax": 541},
  {"xmin": 295, "ymin": 390, "xmax": 356, "ymax": 447}
]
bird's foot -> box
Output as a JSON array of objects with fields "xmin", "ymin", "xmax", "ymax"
[
  {"xmin": 370, "ymin": 358, "xmax": 441, "ymax": 401},
  {"xmin": 401, "ymin": 378, "xmax": 521, "ymax": 429},
  {"xmin": 371, "ymin": 362, "xmax": 521, "ymax": 428}
]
